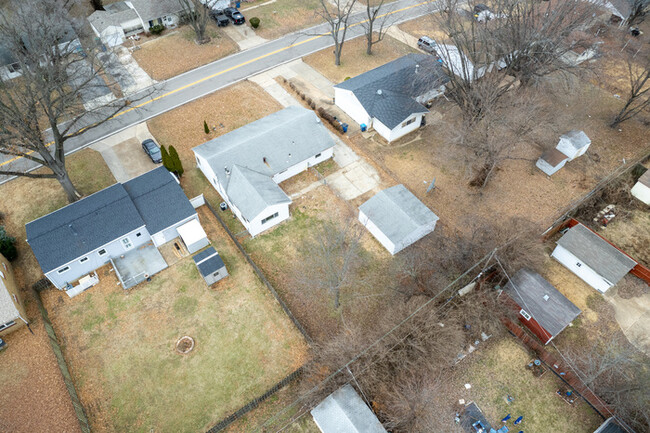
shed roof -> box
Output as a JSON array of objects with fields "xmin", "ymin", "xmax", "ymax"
[
  {"xmin": 335, "ymin": 54, "xmax": 448, "ymax": 129},
  {"xmin": 311, "ymin": 384, "xmax": 387, "ymax": 433},
  {"xmin": 504, "ymin": 269, "xmax": 581, "ymax": 338},
  {"xmin": 226, "ymin": 165, "xmax": 291, "ymax": 221},
  {"xmin": 594, "ymin": 417, "xmax": 632, "ymax": 433},
  {"xmin": 0, "ymin": 279, "xmax": 21, "ymax": 325},
  {"xmin": 541, "ymin": 148, "xmax": 569, "ymax": 168},
  {"xmin": 129, "ymin": 0, "xmax": 186, "ymax": 23},
  {"xmin": 193, "ymin": 247, "xmax": 225, "ymax": 277},
  {"xmin": 560, "ymin": 130, "xmax": 591, "ymax": 150},
  {"xmin": 0, "ymin": 44, "xmax": 16, "ymax": 66},
  {"xmin": 636, "ymin": 168, "xmax": 650, "ymax": 188},
  {"xmin": 557, "ymin": 223, "xmax": 637, "ymax": 285},
  {"xmin": 359, "ymin": 184, "xmax": 438, "ymax": 247}
]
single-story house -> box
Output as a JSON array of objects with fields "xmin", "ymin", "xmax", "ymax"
[
  {"xmin": 594, "ymin": 417, "xmax": 635, "ymax": 433},
  {"xmin": 193, "ymin": 106, "xmax": 336, "ymax": 237},
  {"xmin": 88, "ymin": 2, "xmax": 144, "ymax": 47},
  {"xmin": 334, "ymin": 54, "xmax": 449, "ymax": 142},
  {"xmin": 551, "ymin": 223, "xmax": 637, "ymax": 293},
  {"xmin": 310, "ymin": 384, "xmax": 387, "ymax": 433},
  {"xmin": 536, "ymin": 148, "xmax": 570, "ymax": 176},
  {"xmin": 128, "ymin": 0, "xmax": 188, "ymax": 30},
  {"xmin": 630, "ymin": 168, "xmax": 650, "ymax": 205},
  {"xmin": 193, "ymin": 247, "xmax": 228, "ymax": 286},
  {"xmin": 502, "ymin": 269, "xmax": 581, "ymax": 344},
  {"xmin": 0, "ymin": 45, "xmax": 21, "ymax": 81},
  {"xmin": 588, "ymin": 0, "xmax": 638, "ymax": 23},
  {"xmin": 0, "ymin": 253, "xmax": 29, "ymax": 337},
  {"xmin": 26, "ymin": 167, "xmax": 207, "ymax": 294},
  {"xmin": 460, "ymin": 402, "xmax": 493, "ymax": 433},
  {"xmin": 359, "ymin": 184, "xmax": 439, "ymax": 255},
  {"xmin": 557, "ymin": 130, "xmax": 591, "ymax": 160}
]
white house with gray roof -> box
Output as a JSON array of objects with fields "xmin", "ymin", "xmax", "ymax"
[
  {"xmin": 551, "ymin": 223, "xmax": 637, "ymax": 293},
  {"xmin": 556, "ymin": 130, "xmax": 591, "ymax": 160},
  {"xmin": 311, "ymin": 384, "xmax": 387, "ymax": 433},
  {"xmin": 88, "ymin": 2, "xmax": 143, "ymax": 47},
  {"xmin": 359, "ymin": 184, "xmax": 439, "ymax": 255},
  {"xmin": 193, "ymin": 106, "xmax": 335, "ymax": 237},
  {"xmin": 334, "ymin": 54, "xmax": 449, "ymax": 142},
  {"xmin": 26, "ymin": 167, "xmax": 207, "ymax": 293}
]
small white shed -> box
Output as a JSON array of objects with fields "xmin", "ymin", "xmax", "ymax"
[
  {"xmin": 311, "ymin": 384, "xmax": 387, "ymax": 433},
  {"xmin": 177, "ymin": 219, "xmax": 209, "ymax": 254},
  {"xmin": 536, "ymin": 149, "xmax": 569, "ymax": 176},
  {"xmin": 630, "ymin": 169, "xmax": 650, "ymax": 205},
  {"xmin": 359, "ymin": 185, "xmax": 439, "ymax": 255},
  {"xmin": 557, "ymin": 130, "xmax": 591, "ymax": 160}
]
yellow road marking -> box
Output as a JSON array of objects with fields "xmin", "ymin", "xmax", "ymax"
[{"xmin": 0, "ymin": 0, "xmax": 433, "ymax": 169}]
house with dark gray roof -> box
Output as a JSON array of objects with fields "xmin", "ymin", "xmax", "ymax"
[
  {"xmin": 310, "ymin": 384, "xmax": 387, "ymax": 433},
  {"xmin": 359, "ymin": 184, "xmax": 439, "ymax": 255},
  {"xmin": 594, "ymin": 417, "xmax": 635, "ymax": 433},
  {"xmin": 503, "ymin": 269, "xmax": 581, "ymax": 344},
  {"xmin": 26, "ymin": 167, "xmax": 207, "ymax": 294},
  {"xmin": 551, "ymin": 223, "xmax": 637, "ymax": 293},
  {"xmin": 88, "ymin": 2, "xmax": 143, "ymax": 47},
  {"xmin": 193, "ymin": 106, "xmax": 336, "ymax": 237},
  {"xmin": 193, "ymin": 247, "xmax": 228, "ymax": 286},
  {"xmin": 334, "ymin": 54, "xmax": 449, "ymax": 142}
]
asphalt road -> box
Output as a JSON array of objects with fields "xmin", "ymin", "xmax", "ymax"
[{"xmin": 0, "ymin": 0, "xmax": 439, "ymax": 183}]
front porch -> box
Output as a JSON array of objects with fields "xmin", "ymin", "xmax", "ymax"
[{"xmin": 111, "ymin": 242, "xmax": 168, "ymax": 289}]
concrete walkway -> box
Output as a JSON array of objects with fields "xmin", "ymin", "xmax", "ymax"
[
  {"xmin": 223, "ymin": 24, "xmax": 269, "ymax": 50},
  {"xmin": 386, "ymin": 25, "xmax": 420, "ymax": 49}
]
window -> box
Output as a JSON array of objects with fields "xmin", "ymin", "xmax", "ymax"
[
  {"xmin": 213, "ymin": 271, "xmax": 220, "ymax": 277},
  {"xmin": 79, "ymin": 257, "xmax": 89, "ymax": 264},
  {"xmin": 136, "ymin": 232, "xmax": 142, "ymax": 237},
  {"xmin": 0, "ymin": 321, "xmax": 16, "ymax": 332},
  {"xmin": 98, "ymin": 249, "xmax": 107, "ymax": 256},
  {"xmin": 520, "ymin": 309, "xmax": 532, "ymax": 321},
  {"xmin": 58, "ymin": 266, "xmax": 70, "ymax": 274},
  {"xmin": 315, "ymin": 153, "xmax": 322, "ymax": 158},
  {"xmin": 7, "ymin": 62, "xmax": 21, "ymax": 73},
  {"xmin": 121, "ymin": 237, "xmax": 133, "ymax": 250},
  {"xmin": 401, "ymin": 117, "xmax": 416, "ymax": 128},
  {"xmin": 261, "ymin": 212, "xmax": 279, "ymax": 225}
]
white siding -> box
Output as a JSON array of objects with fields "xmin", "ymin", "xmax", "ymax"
[
  {"xmin": 556, "ymin": 138, "xmax": 589, "ymax": 161},
  {"xmin": 374, "ymin": 114, "xmax": 423, "ymax": 143},
  {"xmin": 551, "ymin": 245, "xmax": 612, "ymax": 293},
  {"xmin": 334, "ymin": 88, "xmax": 372, "ymax": 127},
  {"xmin": 393, "ymin": 220, "xmax": 437, "ymax": 254},
  {"xmin": 536, "ymin": 157, "xmax": 567, "ymax": 176},
  {"xmin": 151, "ymin": 214, "xmax": 199, "ymax": 247},
  {"xmin": 359, "ymin": 210, "xmax": 396, "ymax": 255},
  {"xmin": 248, "ymin": 203, "xmax": 291, "ymax": 237},
  {"xmin": 631, "ymin": 182, "xmax": 650, "ymax": 205},
  {"xmin": 272, "ymin": 147, "xmax": 334, "ymax": 184}
]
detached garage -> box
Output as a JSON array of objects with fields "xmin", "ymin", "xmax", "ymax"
[
  {"xmin": 551, "ymin": 223, "xmax": 637, "ymax": 293},
  {"xmin": 359, "ymin": 184, "xmax": 439, "ymax": 255}
]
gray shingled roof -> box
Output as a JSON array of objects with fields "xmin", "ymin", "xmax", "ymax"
[
  {"xmin": 0, "ymin": 279, "xmax": 20, "ymax": 325},
  {"xmin": 311, "ymin": 384, "xmax": 387, "ymax": 433},
  {"xmin": 594, "ymin": 417, "xmax": 632, "ymax": 433},
  {"xmin": 504, "ymin": 269, "xmax": 581, "ymax": 338},
  {"xmin": 129, "ymin": 0, "xmax": 186, "ymax": 24},
  {"xmin": 461, "ymin": 402, "xmax": 492, "ymax": 433},
  {"xmin": 359, "ymin": 184, "xmax": 439, "ymax": 246},
  {"xmin": 560, "ymin": 130, "xmax": 591, "ymax": 151},
  {"xmin": 88, "ymin": 2, "xmax": 140, "ymax": 33},
  {"xmin": 26, "ymin": 185, "xmax": 145, "ymax": 274},
  {"xmin": 226, "ymin": 165, "xmax": 291, "ymax": 221},
  {"xmin": 557, "ymin": 224, "xmax": 637, "ymax": 285},
  {"xmin": 123, "ymin": 167, "xmax": 196, "ymax": 235},
  {"xmin": 636, "ymin": 168, "xmax": 650, "ymax": 188},
  {"xmin": 541, "ymin": 148, "xmax": 569, "ymax": 167},
  {"xmin": 335, "ymin": 54, "xmax": 449, "ymax": 129},
  {"xmin": 0, "ymin": 44, "xmax": 16, "ymax": 67},
  {"xmin": 193, "ymin": 247, "xmax": 225, "ymax": 276}
]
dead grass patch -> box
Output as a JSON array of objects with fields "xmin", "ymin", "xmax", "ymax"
[
  {"xmin": 132, "ymin": 24, "xmax": 239, "ymax": 81},
  {"xmin": 240, "ymin": 0, "xmax": 323, "ymax": 40}
]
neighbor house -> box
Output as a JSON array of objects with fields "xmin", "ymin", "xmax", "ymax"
[
  {"xmin": 359, "ymin": 184, "xmax": 439, "ymax": 255},
  {"xmin": 536, "ymin": 148, "xmax": 569, "ymax": 176},
  {"xmin": 460, "ymin": 402, "xmax": 493, "ymax": 433},
  {"xmin": 551, "ymin": 223, "xmax": 637, "ymax": 293},
  {"xmin": 0, "ymin": 253, "xmax": 29, "ymax": 337},
  {"xmin": 88, "ymin": 1, "xmax": 144, "ymax": 47},
  {"xmin": 536, "ymin": 130, "xmax": 591, "ymax": 176},
  {"xmin": 334, "ymin": 54, "xmax": 449, "ymax": 142},
  {"xmin": 588, "ymin": 0, "xmax": 639, "ymax": 23},
  {"xmin": 193, "ymin": 246, "xmax": 228, "ymax": 286},
  {"xmin": 193, "ymin": 106, "xmax": 336, "ymax": 237},
  {"xmin": 502, "ymin": 269, "xmax": 581, "ymax": 344},
  {"xmin": 0, "ymin": 45, "xmax": 21, "ymax": 81},
  {"xmin": 26, "ymin": 167, "xmax": 208, "ymax": 294},
  {"xmin": 311, "ymin": 384, "xmax": 387, "ymax": 433},
  {"xmin": 128, "ymin": 0, "xmax": 187, "ymax": 30},
  {"xmin": 594, "ymin": 417, "xmax": 636, "ymax": 433},
  {"xmin": 630, "ymin": 168, "xmax": 650, "ymax": 205}
]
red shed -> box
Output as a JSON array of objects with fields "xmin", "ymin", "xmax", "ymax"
[{"xmin": 502, "ymin": 269, "xmax": 581, "ymax": 345}]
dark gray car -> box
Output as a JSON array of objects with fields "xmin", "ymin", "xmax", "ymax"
[{"xmin": 142, "ymin": 139, "xmax": 162, "ymax": 163}]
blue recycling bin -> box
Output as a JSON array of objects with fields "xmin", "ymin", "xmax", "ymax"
[
  {"xmin": 341, "ymin": 123, "xmax": 348, "ymax": 133},
  {"xmin": 360, "ymin": 123, "xmax": 367, "ymax": 132},
  {"xmin": 236, "ymin": 1, "xmax": 240, "ymax": 7}
]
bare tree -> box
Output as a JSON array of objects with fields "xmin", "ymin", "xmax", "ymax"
[
  {"xmin": 179, "ymin": 0, "xmax": 214, "ymax": 44},
  {"xmin": 0, "ymin": 0, "xmax": 144, "ymax": 202},
  {"xmin": 611, "ymin": 53, "xmax": 650, "ymax": 128},
  {"xmin": 296, "ymin": 219, "xmax": 364, "ymax": 310},
  {"xmin": 360, "ymin": 0, "xmax": 392, "ymax": 55},
  {"xmin": 317, "ymin": 0, "xmax": 358, "ymax": 66},
  {"xmin": 627, "ymin": 0, "xmax": 650, "ymax": 25}
]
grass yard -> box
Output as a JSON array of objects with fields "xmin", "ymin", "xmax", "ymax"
[
  {"xmin": 239, "ymin": 0, "xmax": 323, "ymax": 40},
  {"xmin": 303, "ymin": 34, "xmax": 418, "ymax": 85},
  {"xmin": 41, "ymin": 206, "xmax": 308, "ymax": 433},
  {"xmin": 457, "ymin": 337, "xmax": 603, "ymax": 433},
  {"xmin": 132, "ymin": 24, "xmax": 239, "ymax": 81},
  {"xmin": 596, "ymin": 209, "xmax": 650, "ymax": 267},
  {"xmin": 398, "ymin": 13, "xmax": 445, "ymax": 41}
]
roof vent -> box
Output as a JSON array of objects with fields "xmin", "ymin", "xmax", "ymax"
[
  {"xmin": 543, "ymin": 294, "xmax": 550, "ymax": 301},
  {"xmin": 263, "ymin": 157, "xmax": 270, "ymax": 167},
  {"xmin": 415, "ymin": 64, "xmax": 420, "ymax": 73},
  {"xmin": 224, "ymin": 166, "xmax": 230, "ymax": 175},
  {"xmin": 377, "ymin": 89, "xmax": 382, "ymax": 95}
]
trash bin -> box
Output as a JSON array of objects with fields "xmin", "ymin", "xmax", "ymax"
[
  {"xmin": 360, "ymin": 123, "xmax": 367, "ymax": 132},
  {"xmin": 235, "ymin": 1, "xmax": 241, "ymax": 7},
  {"xmin": 341, "ymin": 123, "xmax": 348, "ymax": 133}
]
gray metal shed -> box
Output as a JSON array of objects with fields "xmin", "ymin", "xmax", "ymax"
[
  {"xmin": 193, "ymin": 247, "xmax": 228, "ymax": 286},
  {"xmin": 311, "ymin": 384, "xmax": 387, "ymax": 433}
]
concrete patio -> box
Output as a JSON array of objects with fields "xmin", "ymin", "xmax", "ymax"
[{"xmin": 111, "ymin": 242, "xmax": 168, "ymax": 289}]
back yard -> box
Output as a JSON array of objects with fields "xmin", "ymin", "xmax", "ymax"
[{"xmin": 41, "ymin": 206, "xmax": 308, "ymax": 433}]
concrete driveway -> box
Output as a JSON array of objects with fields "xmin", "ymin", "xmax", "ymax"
[
  {"xmin": 606, "ymin": 284, "xmax": 650, "ymax": 356},
  {"xmin": 90, "ymin": 123, "xmax": 158, "ymax": 182}
]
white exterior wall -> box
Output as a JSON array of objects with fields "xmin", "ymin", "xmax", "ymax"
[
  {"xmin": 45, "ymin": 226, "xmax": 150, "ymax": 289},
  {"xmin": 359, "ymin": 210, "xmax": 397, "ymax": 254},
  {"xmin": 631, "ymin": 182, "xmax": 650, "ymax": 205},
  {"xmin": 551, "ymin": 245, "xmax": 612, "ymax": 293},
  {"xmin": 536, "ymin": 157, "xmax": 567, "ymax": 176},
  {"xmin": 334, "ymin": 88, "xmax": 372, "ymax": 127},
  {"xmin": 0, "ymin": 65, "xmax": 21, "ymax": 81},
  {"xmin": 393, "ymin": 221, "xmax": 437, "ymax": 254},
  {"xmin": 374, "ymin": 114, "xmax": 423, "ymax": 143},
  {"xmin": 248, "ymin": 203, "xmax": 291, "ymax": 237},
  {"xmin": 150, "ymin": 214, "xmax": 199, "ymax": 247},
  {"xmin": 272, "ymin": 147, "xmax": 334, "ymax": 184},
  {"xmin": 557, "ymin": 138, "xmax": 589, "ymax": 161}
]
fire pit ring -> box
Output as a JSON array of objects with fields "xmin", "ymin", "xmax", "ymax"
[{"xmin": 175, "ymin": 336, "xmax": 195, "ymax": 354}]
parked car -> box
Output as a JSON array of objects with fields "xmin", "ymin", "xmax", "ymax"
[
  {"xmin": 0, "ymin": 338, "xmax": 6, "ymax": 351},
  {"xmin": 417, "ymin": 36, "xmax": 437, "ymax": 54},
  {"xmin": 142, "ymin": 139, "xmax": 162, "ymax": 163},
  {"xmin": 213, "ymin": 12, "xmax": 230, "ymax": 27},
  {"xmin": 223, "ymin": 7, "xmax": 245, "ymax": 25}
]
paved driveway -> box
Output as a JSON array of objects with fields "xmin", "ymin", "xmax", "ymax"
[{"xmin": 606, "ymin": 285, "xmax": 650, "ymax": 356}]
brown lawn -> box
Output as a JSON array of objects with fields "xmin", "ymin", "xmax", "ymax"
[
  {"xmin": 132, "ymin": 24, "xmax": 239, "ymax": 81},
  {"xmin": 239, "ymin": 0, "xmax": 323, "ymax": 40},
  {"xmin": 303, "ymin": 34, "xmax": 418, "ymax": 85}
]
